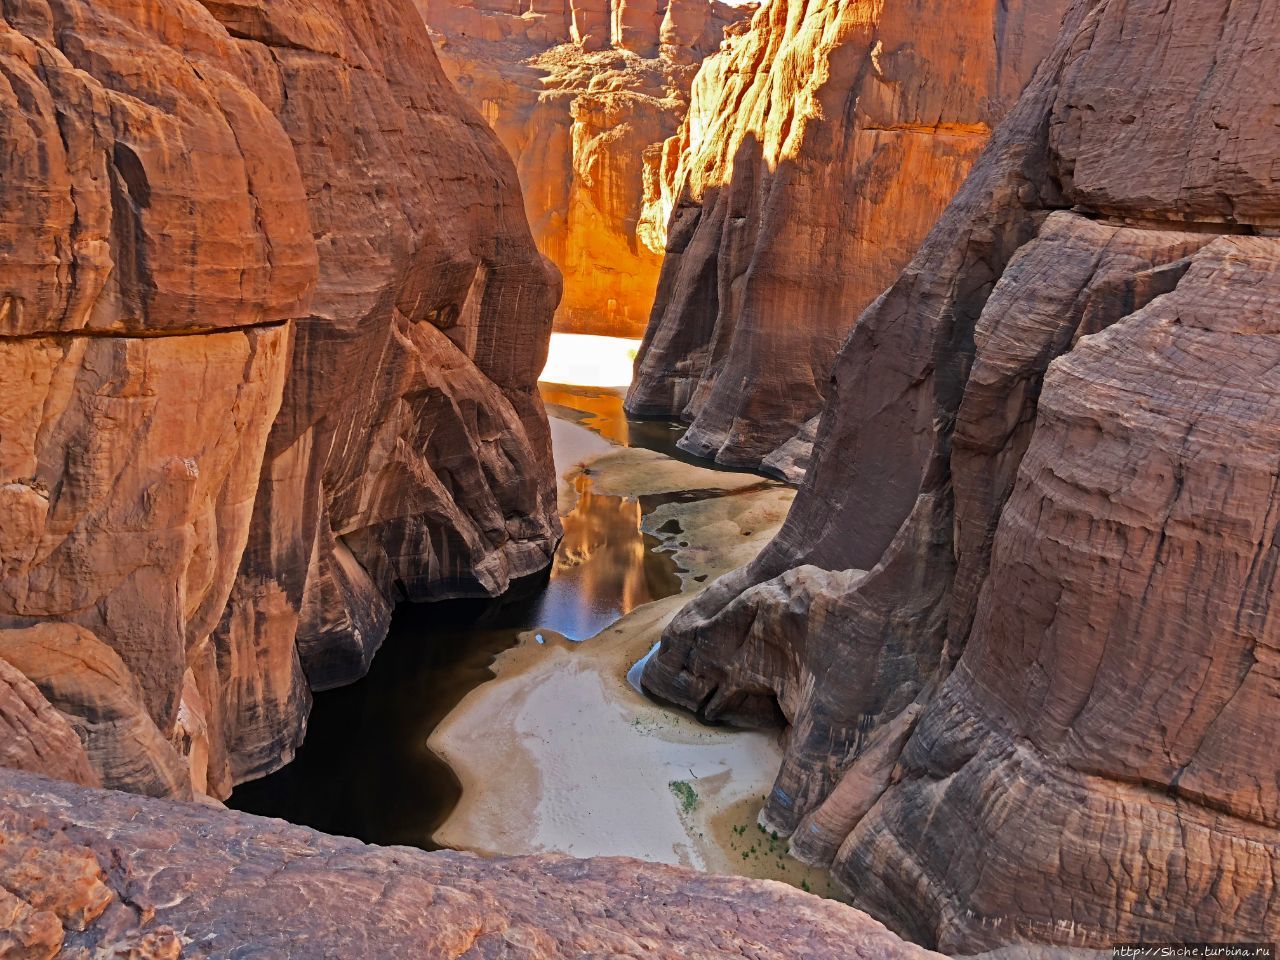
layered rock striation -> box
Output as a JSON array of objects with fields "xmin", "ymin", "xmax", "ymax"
[
  {"xmin": 625, "ymin": 0, "xmax": 1070, "ymax": 471},
  {"xmin": 643, "ymin": 0, "xmax": 1280, "ymax": 949},
  {"xmin": 419, "ymin": 0, "xmax": 746, "ymax": 336},
  {"xmin": 0, "ymin": 0, "xmax": 559, "ymax": 802},
  {"xmin": 0, "ymin": 768, "xmax": 938, "ymax": 960}
]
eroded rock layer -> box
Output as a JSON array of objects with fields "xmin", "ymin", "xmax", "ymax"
[
  {"xmin": 642, "ymin": 0, "xmax": 1280, "ymax": 949},
  {"xmin": 625, "ymin": 0, "xmax": 1069, "ymax": 470},
  {"xmin": 0, "ymin": 0, "xmax": 559, "ymax": 801},
  {"xmin": 0, "ymin": 768, "xmax": 938, "ymax": 960},
  {"xmin": 419, "ymin": 0, "xmax": 746, "ymax": 336}
]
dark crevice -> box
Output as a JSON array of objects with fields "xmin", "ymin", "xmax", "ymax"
[
  {"xmin": 1070, "ymin": 206, "xmax": 1262, "ymax": 235},
  {"xmin": 0, "ymin": 318, "xmax": 292, "ymax": 342}
]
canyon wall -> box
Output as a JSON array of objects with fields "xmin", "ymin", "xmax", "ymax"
[
  {"xmin": 0, "ymin": 768, "xmax": 939, "ymax": 960},
  {"xmin": 642, "ymin": 0, "xmax": 1280, "ymax": 949},
  {"xmin": 419, "ymin": 0, "xmax": 747, "ymax": 337},
  {"xmin": 0, "ymin": 0, "xmax": 560, "ymax": 802},
  {"xmin": 625, "ymin": 0, "xmax": 1070, "ymax": 472}
]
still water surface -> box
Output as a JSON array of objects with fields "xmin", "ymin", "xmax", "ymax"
[{"xmin": 229, "ymin": 384, "xmax": 687, "ymax": 846}]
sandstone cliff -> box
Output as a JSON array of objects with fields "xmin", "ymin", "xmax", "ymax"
[
  {"xmin": 419, "ymin": 0, "xmax": 746, "ymax": 336},
  {"xmin": 625, "ymin": 0, "xmax": 1069, "ymax": 471},
  {"xmin": 0, "ymin": 768, "xmax": 938, "ymax": 960},
  {"xmin": 642, "ymin": 0, "xmax": 1280, "ymax": 949},
  {"xmin": 0, "ymin": 0, "xmax": 559, "ymax": 802}
]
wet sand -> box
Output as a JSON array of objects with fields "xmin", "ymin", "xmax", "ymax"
[
  {"xmin": 431, "ymin": 447, "xmax": 826, "ymax": 888},
  {"xmin": 550, "ymin": 414, "xmax": 613, "ymax": 494}
]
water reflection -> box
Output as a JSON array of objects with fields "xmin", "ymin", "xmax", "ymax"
[
  {"xmin": 539, "ymin": 473, "xmax": 682, "ymax": 640},
  {"xmin": 540, "ymin": 382, "xmax": 635, "ymax": 445},
  {"xmin": 229, "ymin": 594, "xmax": 522, "ymax": 848}
]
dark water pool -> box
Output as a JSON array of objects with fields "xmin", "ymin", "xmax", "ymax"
[{"xmin": 228, "ymin": 385, "xmax": 687, "ymax": 847}]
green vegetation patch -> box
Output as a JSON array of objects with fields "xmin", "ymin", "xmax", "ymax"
[{"xmin": 668, "ymin": 779, "xmax": 699, "ymax": 814}]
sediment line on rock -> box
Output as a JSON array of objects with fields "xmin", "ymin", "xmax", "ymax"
[{"xmin": 0, "ymin": 319, "xmax": 293, "ymax": 341}]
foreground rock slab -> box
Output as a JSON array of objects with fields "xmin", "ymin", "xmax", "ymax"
[{"xmin": 0, "ymin": 769, "xmax": 938, "ymax": 960}]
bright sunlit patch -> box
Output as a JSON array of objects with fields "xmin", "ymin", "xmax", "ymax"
[{"xmin": 540, "ymin": 333, "xmax": 641, "ymax": 388}]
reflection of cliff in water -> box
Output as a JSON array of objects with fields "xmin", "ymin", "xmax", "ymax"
[
  {"xmin": 229, "ymin": 398, "xmax": 683, "ymax": 847},
  {"xmin": 542, "ymin": 472, "xmax": 682, "ymax": 640}
]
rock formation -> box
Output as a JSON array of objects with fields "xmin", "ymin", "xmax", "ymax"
[
  {"xmin": 0, "ymin": 626, "xmax": 191, "ymax": 799},
  {"xmin": 419, "ymin": 0, "xmax": 747, "ymax": 336},
  {"xmin": 0, "ymin": 659, "xmax": 98, "ymax": 791},
  {"xmin": 0, "ymin": 768, "xmax": 938, "ymax": 960},
  {"xmin": 625, "ymin": 0, "xmax": 1070, "ymax": 471},
  {"xmin": 642, "ymin": 0, "xmax": 1280, "ymax": 949},
  {"xmin": 0, "ymin": 0, "xmax": 559, "ymax": 801}
]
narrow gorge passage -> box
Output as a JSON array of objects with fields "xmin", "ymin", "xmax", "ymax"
[
  {"xmin": 4, "ymin": 0, "xmax": 1276, "ymax": 953},
  {"xmin": 231, "ymin": 334, "xmax": 819, "ymax": 891}
]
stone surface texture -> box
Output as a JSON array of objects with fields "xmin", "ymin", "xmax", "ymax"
[
  {"xmin": 642, "ymin": 0, "xmax": 1280, "ymax": 950},
  {"xmin": 0, "ymin": 659, "xmax": 98, "ymax": 792},
  {"xmin": 0, "ymin": 0, "xmax": 559, "ymax": 801},
  {"xmin": 625, "ymin": 0, "xmax": 1070, "ymax": 470},
  {"xmin": 0, "ymin": 768, "xmax": 940, "ymax": 960},
  {"xmin": 419, "ymin": 0, "xmax": 747, "ymax": 336}
]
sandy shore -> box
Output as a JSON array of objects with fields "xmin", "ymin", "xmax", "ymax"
[{"xmin": 431, "ymin": 446, "xmax": 835, "ymax": 892}]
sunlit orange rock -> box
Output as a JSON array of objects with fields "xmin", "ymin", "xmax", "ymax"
[
  {"xmin": 420, "ymin": 0, "xmax": 747, "ymax": 337},
  {"xmin": 626, "ymin": 0, "xmax": 1068, "ymax": 470},
  {"xmin": 0, "ymin": 0, "xmax": 559, "ymax": 800},
  {"xmin": 643, "ymin": 0, "xmax": 1280, "ymax": 949}
]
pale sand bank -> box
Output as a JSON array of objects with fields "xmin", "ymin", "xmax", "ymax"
[
  {"xmin": 586, "ymin": 445, "xmax": 769, "ymax": 498},
  {"xmin": 430, "ymin": 447, "xmax": 834, "ymax": 891},
  {"xmin": 429, "ymin": 604, "xmax": 779, "ymax": 868}
]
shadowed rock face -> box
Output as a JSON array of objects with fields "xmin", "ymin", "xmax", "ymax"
[
  {"xmin": 0, "ymin": 659, "xmax": 98, "ymax": 791},
  {"xmin": 642, "ymin": 0, "xmax": 1280, "ymax": 949},
  {"xmin": 625, "ymin": 0, "xmax": 1070, "ymax": 472},
  {"xmin": 419, "ymin": 0, "xmax": 747, "ymax": 337},
  {"xmin": 0, "ymin": 768, "xmax": 940, "ymax": 960},
  {"xmin": 0, "ymin": 0, "xmax": 559, "ymax": 801},
  {"xmin": 0, "ymin": 625, "xmax": 191, "ymax": 799}
]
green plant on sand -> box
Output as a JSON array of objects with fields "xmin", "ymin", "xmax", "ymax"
[{"xmin": 668, "ymin": 779, "xmax": 698, "ymax": 814}]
